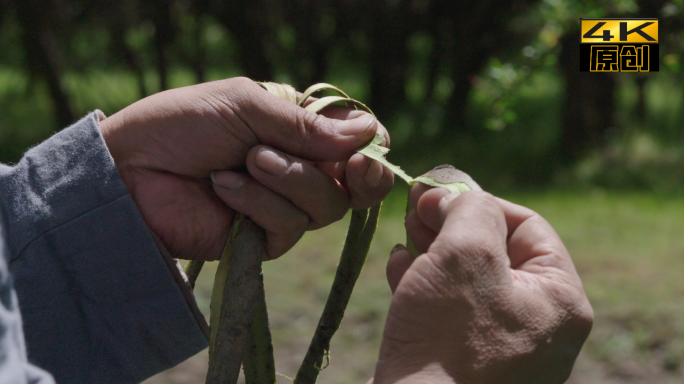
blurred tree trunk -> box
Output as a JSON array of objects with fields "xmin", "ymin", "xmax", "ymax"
[
  {"xmin": 442, "ymin": 0, "xmax": 529, "ymax": 134},
  {"xmin": 390, "ymin": 0, "xmax": 534, "ymax": 161},
  {"xmin": 16, "ymin": 1, "xmax": 75, "ymax": 128},
  {"xmin": 190, "ymin": 1, "xmax": 207, "ymax": 84},
  {"xmin": 367, "ymin": 0, "xmax": 412, "ymax": 123},
  {"xmin": 213, "ymin": 0, "xmax": 273, "ymax": 81},
  {"xmin": 110, "ymin": 18, "xmax": 149, "ymax": 98},
  {"xmin": 145, "ymin": 0, "xmax": 175, "ymax": 91},
  {"xmin": 636, "ymin": 76, "xmax": 647, "ymax": 121},
  {"xmin": 633, "ymin": 0, "xmax": 668, "ymax": 121},
  {"xmin": 558, "ymin": 31, "xmax": 615, "ymax": 163},
  {"xmin": 283, "ymin": 0, "xmax": 329, "ymax": 89}
]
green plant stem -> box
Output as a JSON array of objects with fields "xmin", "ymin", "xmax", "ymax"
[
  {"xmin": 206, "ymin": 216, "xmax": 268, "ymax": 384},
  {"xmin": 294, "ymin": 203, "xmax": 382, "ymax": 384},
  {"xmin": 185, "ymin": 260, "xmax": 205, "ymax": 290},
  {"xmin": 242, "ymin": 279, "xmax": 276, "ymax": 384}
]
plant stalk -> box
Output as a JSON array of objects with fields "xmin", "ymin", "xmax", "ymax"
[
  {"xmin": 185, "ymin": 260, "xmax": 205, "ymax": 289},
  {"xmin": 242, "ymin": 279, "xmax": 276, "ymax": 384},
  {"xmin": 294, "ymin": 203, "xmax": 382, "ymax": 383},
  {"xmin": 206, "ymin": 216, "xmax": 268, "ymax": 384}
]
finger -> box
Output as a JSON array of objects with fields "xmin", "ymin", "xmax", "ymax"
[
  {"xmin": 415, "ymin": 187, "xmax": 451, "ymax": 232},
  {"xmin": 245, "ymin": 145, "xmax": 349, "ymax": 229},
  {"xmin": 404, "ymin": 183, "xmax": 442, "ymax": 255},
  {"xmin": 494, "ymin": 197, "xmax": 579, "ymax": 278},
  {"xmin": 405, "ymin": 209, "xmax": 438, "ymax": 255},
  {"xmin": 427, "ymin": 191, "xmax": 510, "ymax": 285},
  {"xmin": 387, "ymin": 244, "xmax": 414, "ymax": 294},
  {"xmin": 221, "ymin": 78, "xmax": 378, "ymax": 162},
  {"xmin": 317, "ymin": 103, "xmax": 391, "ymax": 148},
  {"xmin": 409, "ymin": 182, "xmax": 433, "ymax": 212},
  {"xmin": 316, "ymin": 161, "xmax": 347, "ymax": 182},
  {"xmin": 345, "ymin": 154, "xmax": 394, "ymax": 209},
  {"xmin": 211, "ymin": 170, "xmax": 309, "ymax": 260},
  {"xmin": 342, "ymin": 114, "xmax": 392, "ymax": 208}
]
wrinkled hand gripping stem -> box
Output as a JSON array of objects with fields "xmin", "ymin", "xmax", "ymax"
[{"xmin": 189, "ymin": 81, "xmax": 480, "ymax": 384}]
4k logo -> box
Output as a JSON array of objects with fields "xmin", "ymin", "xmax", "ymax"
[
  {"xmin": 579, "ymin": 18, "xmax": 659, "ymax": 72},
  {"xmin": 581, "ymin": 20, "xmax": 658, "ymax": 43}
]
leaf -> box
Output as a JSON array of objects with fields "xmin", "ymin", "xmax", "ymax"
[
  {"xmin": 254, "ymin": 80, "xmax": 479, "ymax": 196},
  {"xmin": 410, "ymin": 164, "xmax": 482, "ymax": 193},
  {"xmin": 404, "ymin": 165, "xmax": 479, "ymax": 257},
  {"xmin": 298, "ymin": 83, "xmax": 352, "ymax": 106},
  {"xmin": 356, "ymin": 134, "xmax": 413, "ymax": 184},
  {"xmin": 409, "ymin": 176, "xmax": 470, "ymax": 194},
  {"xmin": 257, "ymin": 82, "xmax": 298, "ymax": 104},
  {"xmin": 355, "ymin": 136, "xmax": 478, "ymax": 195},
  {"xmin": 255, "ymin": 79, "xmax": 483, "ymax": 262},
  {"xmin": 410, "ymin": 176, "xmax": 471, "ymax": 194},
  {"xmin": 304, "ymin": 96, "xmax": 374, "ymax": 115}
]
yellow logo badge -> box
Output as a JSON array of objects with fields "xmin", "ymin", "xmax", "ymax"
[
  {"xmin": 581, "ymin": 20, "xmax": 658, "ymax": 43},
  {"xmin": 580, "ymin": 19, "xmax": 658, "ymax": 72}
]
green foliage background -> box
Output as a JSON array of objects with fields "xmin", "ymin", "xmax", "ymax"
[{"xmin": 0, "ymin": 0, "xmax": 682, "ymax": 191}]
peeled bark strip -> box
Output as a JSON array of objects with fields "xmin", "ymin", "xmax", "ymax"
[
  {"xmin": 206, "ymin": 218, "xmax": 266, "ymax": 384},
  {"xmin": 295, "ymin": 203, "xmax": 382, "ymax": 383}
]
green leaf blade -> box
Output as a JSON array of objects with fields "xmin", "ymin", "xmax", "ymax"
[
  {"xmin": 356, "ymin": 134, "xmax": 412, "ymax": 184},
  {"xmin": 304, "ymin": 96, "xmax": 374, "ymax": 115},
  {"xmin": 298, "ymin": 83, "xmax": 352, "ymax": 106}
]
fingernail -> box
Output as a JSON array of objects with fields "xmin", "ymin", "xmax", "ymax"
[
  {"xmin": 441, "ymin": 193, "xmax": 459, "ymax": 204},
  {"xmin": 211, "ymin": 171, "xmax": 247, "ymax": 189},
  {"xmin": 256, "ymin": 148, "xmax": 289, "ymax": 177},
  {"xmin": 364, "ymin": 159, "xmax": 383, "ymax": 187},
  {"xmin": 438, "ymin": 193, "xmax": 459, "ymax": 212},
  {"xmin": 338, "ymin": 115, "xmax": 375, "ymax": 137},
  {"xmin": 390, "ymin": 244, "xmax": 407, "ymax": 256}
]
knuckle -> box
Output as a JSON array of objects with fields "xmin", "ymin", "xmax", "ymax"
[
  {"xmin": 293, "ymin": 108, "xmax": 315, "ymax": 152},
  {"xmin": 563, "ymin": 289, "xmax": 594, "ymax": 333},
  {"xmin": 578, "ymin": 303, "xmax": 595, "ymax": 335},
  {"xmin": 453, "ymin": 191, "xmax": 505, "ymax": 232},
  {"xmin": 301, "ymin": 108, "xmax": 335, "ymax": 139},
  {"xmin": 220, "ymin": 77, "xmax": 262, "ymax": 107},
  {"xmin": 228, "ymin": 76, "xmax": 256, "ymax": 89},
  {"xmin": 432, "ymin": 226, "xmax": 506, "ymax": 272},
  {"xmin": 328, "ymin": 201, "xmax": 349, "ymax": 223},
  {"xmin": 459, "ymin": 190, "xmax": 496, "ymax": 206},
  {"xmin": 577, "ymin": 300, "xmax": 594, "ymax": 329},
  {"xmin": 311, "ymin": 197, "xmax": 347, "ymax": 227},
  {"xmin": 373, "ymin": 119, "xmax": 391, "ymax": 148},
  {"xmin": 290, "ymin": 211, "xmax": 310, "ymax": 234}
]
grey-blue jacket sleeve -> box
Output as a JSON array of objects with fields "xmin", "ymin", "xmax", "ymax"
[
  {"xmin": 0, "ymin": 209, "xmax": 55, "ymax": 384},
  {"xmin": 0, "ymin": 112, "xmax": 209, "ymax": 383}
]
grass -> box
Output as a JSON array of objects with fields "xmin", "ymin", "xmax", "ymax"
[
  {"xmin": 143, "ymin": 188, "xmax": 684, "ymax": 384},
  {"xmin": 511, "ymin": 190, "xmax": 684, "ymax": 382}
]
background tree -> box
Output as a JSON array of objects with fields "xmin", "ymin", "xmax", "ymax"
[{"xmin": 0, "ymin": 0, "xmax": 682, "ymax": 189}]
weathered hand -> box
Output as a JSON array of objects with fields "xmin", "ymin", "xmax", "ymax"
[
  {"xmin": 99, "ymin": 77, "xmax": 393, "ymax": 261},
  {"xmin": 374, "ymin": 186, "xmax": 593, "ymax": 384}
]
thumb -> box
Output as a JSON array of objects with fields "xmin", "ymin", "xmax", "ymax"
[
  {"xmin": 429, "ymin": 191, "xmax": 511, "ymax": 287},
  {"xmin": 225, "ymin": 78, "xmax": 378, "ymax": 161}
]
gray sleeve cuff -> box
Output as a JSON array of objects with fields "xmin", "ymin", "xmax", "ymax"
[{"xmin": 0, "ymin": 112, "xmax": 209, "ymax": 384}]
